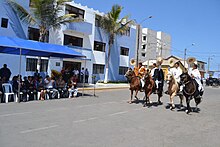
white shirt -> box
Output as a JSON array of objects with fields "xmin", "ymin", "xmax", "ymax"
[
  {"xmin": 190, "ymin": 68, "xmax": 201, "ymax": 80},
  {"xmin": 170, "ymin": 67, "xmax": 182, "ymax": 82}
]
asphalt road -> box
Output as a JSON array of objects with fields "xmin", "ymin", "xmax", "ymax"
[{"xmin": 0, "ymin": 86, "xmax": 220, "ymax": 147}]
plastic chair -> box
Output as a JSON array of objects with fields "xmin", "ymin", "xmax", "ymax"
[{"xmin": 2, "ymin": 83, "xmax": 14, "ymax": 103}]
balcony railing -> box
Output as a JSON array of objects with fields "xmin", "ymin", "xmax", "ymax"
[{"xmin": 66, "ymin": 21, "xmax": 93, "ymax": 35}]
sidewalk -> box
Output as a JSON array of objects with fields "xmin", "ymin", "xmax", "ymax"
[{"xmin": 77, "ymin": 83, "xmax": 130, "ymax": 91}]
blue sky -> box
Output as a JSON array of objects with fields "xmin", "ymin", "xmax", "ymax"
[{"xmin": 75, "ymin": 0, "xmax": 220, "ymax": 72}]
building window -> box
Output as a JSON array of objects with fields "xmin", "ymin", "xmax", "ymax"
[
  {"xmin": 1, "ymin": 18, "xmax": 8, "ymax": 28},
  {"xmin": 119, "ymin": 66, "xmax": 128, "ymax": 75},
  {"xmin": 26, "ymin": 58, "xmax": 48, "ymax": 72},
  {"xmin": 93, "ymin": 64, "xmax": 105, "ymax": 74},
  {"xmin": 143, "ymin": 36, "xmax": 147, "ymax": 41},
  {"xmin": 142, "ymin": 53, "xmax": 146, "ymax": 57},
  {"xmin": 142, "ymin": 44, "xmax": 146, "ymax": 49},
  {"xmin": 64, "ymin": 34, "xmax": 83, "ymax": 47},
  {"xmin": 120, "ymin": 47, "xmax": 129, "ymax": 56},
  {"xmin": 65, "ymin": 5, "xmax": 84, "ymax": 19},
  {"xmin": 201, "ymin": 64, "xmax": 204, "ymax": 70},
  {"xmin": 95, "ymin": 15, "xmax": 101, "ymax": 27},
  {"xmin": 94, "ymin": 41, "xmax": 105, "ymax": 52},
  {"xmin": 40, "ymin": 59, "xmax": 48, "ymax": 72},
  {"xmin": 26, "ymin": 58, "xmax": 37, "ymax": 72},
  {"xmin": 28, "ymin": 27, "xmax": 49, "ymax": 42}
]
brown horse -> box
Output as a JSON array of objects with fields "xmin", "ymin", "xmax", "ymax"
[
  {"xmin": 143, "ymin": 72, "xmax": 154, "ymax": 107},
  {"xmin": 166, "ymin": 73, "xmax": 184, "ymax": 110},
  {"xmin": 125, "ymin": 69, "xmax": 142, "ymax": 104}
]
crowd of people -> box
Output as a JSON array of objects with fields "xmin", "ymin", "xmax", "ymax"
[{"xmin": 0, "ymin": 64, "xmax": 90, "ymax": 103}]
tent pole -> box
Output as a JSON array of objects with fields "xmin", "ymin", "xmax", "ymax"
[{"xmin": 17, "ymin": 48, "xmax": 22, "ymax": 103}]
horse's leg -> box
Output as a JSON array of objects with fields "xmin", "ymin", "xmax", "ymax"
[
  {"xmin": 194, "ymin": 97, "xmax": 201, "ymax": 111},
  {"xmin": 170, "ymin": 93, "xmax": 175, "ymax": 110},
  {"xmin": 179, "ymin": 95, "xmax": 184, "ymax": 107},
  {"xmin": 134, "ymin": 90, "xmax": 139, "ymax": 101},
  {"xmin": 128, "ymin": 90, "xmax": 133, "ymax": 104},
  {"xmin": 185, "ymin": 96, "xmax": 192, "ymax": 114}
]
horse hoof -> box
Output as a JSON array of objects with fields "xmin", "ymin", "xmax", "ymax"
[
  {"xmin": 170, "ymin": 106, "xmax": 175, "ymax": 110},
  {"xmin": 127, "ymin": 101, "xmax": 132, "ymax": 104},
  {"xmin": 185, "ymin": 109, "xmax": 191, "ymax": 114}
]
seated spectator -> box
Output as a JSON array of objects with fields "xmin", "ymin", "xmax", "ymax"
[
  {"xmin": 25, "ymin": 76, "xmax": 37, "ymax": 100},
  {"xmin": 37, "ymin": 76, "xmax": 46, "ymax": 101},
  {"xmin": 56, "ymin": 76, "xmax": 68, "ymax": 98},
  {"xmin": 68, "ymin": 75, "xmax": 78, "ymax": 98},
  {"xmin": 44, "ymin": 75, "xmax": 58, "ymax": 99}
]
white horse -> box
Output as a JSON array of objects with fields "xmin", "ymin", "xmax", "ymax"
[{"xmin": 166, "ymin": 73, "xmax": 184, "ymax": 110}]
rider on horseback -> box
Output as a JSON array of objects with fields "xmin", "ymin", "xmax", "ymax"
[
  {"xmin": 134, "ymin": 62, "xmax": 146, "ymax": 90},
  {"xmin": 169, "ymin": 62, "xmax": 183, "ymax": 95},
  {"xmin": 188, "ymin": 63, "xmax": 204, "ymax": 97}
]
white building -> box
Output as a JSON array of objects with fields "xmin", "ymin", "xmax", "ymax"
[
  {"xmin": 140, "ymin": 28, "xmax": 171, "ymax": 62},
  {"xmin": 0, "ymin": 0, "xmax": 137, "ymax": 82}
]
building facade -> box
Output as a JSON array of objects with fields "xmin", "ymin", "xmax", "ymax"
[
  {"xmin": 0, "ymin": 0, "xmax": 137, "ymax": 82},
  {"xmin": 140, "ymin": 28, "xmax": 171, "ymax": 62}
]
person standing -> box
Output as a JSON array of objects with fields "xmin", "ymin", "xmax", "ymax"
[
  {"xmin": 85, "ymin": 68, "xmax": 89, "ymax": 83},
  {"xmin": 80, "ymin": 67, "xmax": 85, "ymax": 83},
  {"xmin": 0, "ymin": 64, "xmax": 12, "ymax": 82}
]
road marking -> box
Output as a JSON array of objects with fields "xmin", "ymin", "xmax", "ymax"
[
  {"xmin": 73, "ymin": 119, "xmax": 87, "ymax": 123},
  {"xmin": 109, "ymin": 111, "xmax": 128, "ymax": 116},
  {"xmin": 0, "ymin": 112, "xmax": 32, "ymax": 117},
  {"xmin": 73, "ymin": 117, "xmax": 98, "ymax": 123},
  {"xmin": 87, "ymin": 117, "xmax": 98, "ymax": 121},
  {"xmin": 20, "ymin": 125, "xmax": 59, "ymax": 134}
]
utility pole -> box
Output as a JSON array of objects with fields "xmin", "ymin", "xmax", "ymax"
[
  {"xmin": 136, "ymin": 24, "xmax": 141, "ymax": 67},
  {"xmin": 207, "ymin": 56, "xmax": 211, "ymax": 74},
  {"xmin": 135, "ymin": 16, "xmax": 153, "ymax": 67},
  {"xmin": 183, "ymin": 48, "xmax": 187, "ymax": 67}
]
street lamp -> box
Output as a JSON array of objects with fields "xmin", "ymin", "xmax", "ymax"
[
  {"xmin": 207, "ymin": 55, "xmax": 215, "ymax": 74},
  {"xmin": 135, "ymin": 16, "xmax": 153, "ymax": 66},
  {"xmin": 183, "ymin": 43, "xmax": 195, "ymax": 67}
]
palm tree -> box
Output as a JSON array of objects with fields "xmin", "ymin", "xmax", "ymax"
[
  {"xmin": 100, "ymin": 4, "xmax": 134, "ymax": 83},
  {"xmin": 7, "ymin": 0, "xmax": 81, "ymax": 42}
]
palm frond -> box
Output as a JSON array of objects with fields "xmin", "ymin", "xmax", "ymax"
[
  {"xmin": 110, "ymin": 4, "xmax": 122, "ymax": 22},
  {"xmin": 6, "ymin": 0, "xmax": 36, "ymax": 25}
]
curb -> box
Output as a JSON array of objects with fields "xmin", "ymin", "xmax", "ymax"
[{"xmin": 77, "ymin": 86, "xmax": 129, "ymax": 91}]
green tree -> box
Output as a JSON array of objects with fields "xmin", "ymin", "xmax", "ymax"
[
  {"xmin": 7, "ymin": 0, "xmax": 81, "ymax": 42},
  {"xmin": 100, "ymin": 4, "xmax": 134, "ymax": 83}
]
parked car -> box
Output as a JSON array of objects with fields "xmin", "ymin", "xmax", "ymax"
[{"xmin": 206, "ymin": 78, "xmax": 220, "ymax": 86}]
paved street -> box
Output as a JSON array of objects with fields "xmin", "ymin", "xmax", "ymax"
[{"xmin": 0, "ymin": 86, "xmax": 220, "ymax": 147}]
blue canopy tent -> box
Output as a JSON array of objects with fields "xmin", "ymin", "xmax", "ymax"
[
  {"xmin": 0, "ymin": 36, "xmax": 86, "ymax": 102},
  {"xmin": 0, "ymin": 36, "xmax": 85, "ymax": 58}
]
